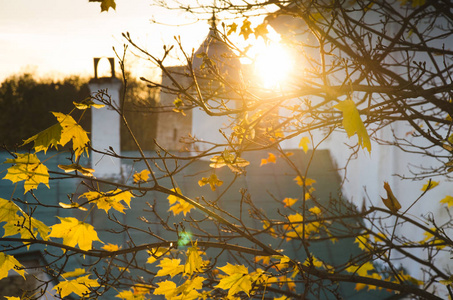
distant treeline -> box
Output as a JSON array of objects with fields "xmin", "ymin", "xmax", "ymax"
[{"xmin": 0, "ymin": 73, "xmax": 157, "ymax": 151}]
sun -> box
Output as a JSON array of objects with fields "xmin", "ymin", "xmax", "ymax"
[
  {"xmin": 254, "ymin": 43, "xmax": 293, "ymax": 89},
  {"xmin": 248, "ymin": 28, "xmax": 294, "ymax": 90}
]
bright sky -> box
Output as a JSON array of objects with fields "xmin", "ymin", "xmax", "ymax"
[{"xmin": 0, "ymin": 0, "xmax": 209, "ymax": 81}]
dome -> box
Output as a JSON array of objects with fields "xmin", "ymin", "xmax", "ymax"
[{"xmin": 192, "ymin": 24, "xmax": 240, "ymax": 80}]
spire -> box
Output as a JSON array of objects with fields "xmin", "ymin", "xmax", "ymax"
[{"xmin": 209, "ymin": 11, "xmax": 217, "ymax": 31}]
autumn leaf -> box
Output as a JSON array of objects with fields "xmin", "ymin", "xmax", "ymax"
[
  {"xmin": 185, "ymin": 243, "xmax": 205, "ymax": 275},
  {"xmin": 198, "ymin": 173, "xmax": 223, "ymax": 191},
  {"xmin": 167, "ymin": 188, "xmax": 195, "ymax": 216},
  {"xmin": 22, "ymin": 123, "xmax": 62, "ymax": 153},
  {"xmin": 254, "ymin": 22, "xmax": 269, "ymax": 39},
  {"xmin": 260, "ymin": 152, "xmax": 277, "ymax": 166},
  {"xmin": 3, "ymin": 153, "xmax": 49, "ymax": 193},
  {"xmin": 440, "ymin": 195, "xmax": 453, "ymax": 208},
  {"xmin": 421, "ymin": 180, "xmax": 439, "ymax": 191},
  {"xmin": 54, "ymin": 275, "xmax": 99, "ymax": 298},
  {"xmin": 216, "ymin": 263, "xmax": 253, "ymax": 297},
  {"xmin": 73, "ymin": 99, "xmax": 104, "ymax": 110},
  {"xmin": 3, "ymin": 215, "xmax": 50, "ymax": 242},
  {"xmin": 100, "ymin": 0, "xmax": 116, "ymax": 12},
  {"xmin": 345, "ymin": 261, "xmax": 374, "ymax": 277},
  {"xmin": 59, "ymin": 201, "xmax": 88, "ymax": 211},
  {"xmin": 53, "ymin": 112, "xmax": 89, "ymax": 158},
  {"xmin": 210, "ymin": 150, "xmax": 250, "ymax": 173},
  {"xmin": 227, "ymin": 22, "xmax": 238, "ymax": 35},
  {"xmin": 381, "ymin": 181, "xmax": 401, "ymax": 213},
  {"xmin": 240, "ymin": 19, "xmax": 253, "ymax": 40},
  {"xmin": 62, "ymin": 268, "xmax": 86, "ymax": 279},
  {"xmin": 58, "ymin": 163, "xmax": 95, "ymax": 177},
  {"xmin": 283, "ymin": 197, "xmax": 298, "ymax": 207},
  {"xmin": 49, "ymin": 217, "xmax": 102, "ymax": 251},
  {"xmin": 155, "ymin": 258, "xmax": 184, "ymax": 278},
  {"xmin": 0, "ymin": 253, "xmax": 26, "ymax": 280},
  {"xmin": 294, "ymin": 176, "xmax": 316, "ymax": 187},
  {"xmin": 133, "ymin": 169, "xmax": 151, "ymax": 183},
  {"xmin": 334, "ymin": 99, "xmax": 371, "ymax": 153},
  {"xmin": 146, "ymin": 247, "xmax": 168, "ymax": 264},
  {"xmin": 0, "ymin": 198, "xmax": 19, "ymax": 224},
  {"xmin": 80, "ymin": 189, "xmax": 134, "ymax": 214},
  {"xmin": 102, "ymin": 243, "xmax": 121, "ymax": 252},
  {"xmin": 298, "ymin": 137, "xmax": 310, "ymax": 153},
  {"xmin": 153, "ymin": 280, "xmax": 177, "ymax": 299}
]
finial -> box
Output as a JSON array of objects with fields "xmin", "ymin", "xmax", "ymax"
[{"xmin": 209, "ymin": 11, "xmax": 217, "ymax": 30}]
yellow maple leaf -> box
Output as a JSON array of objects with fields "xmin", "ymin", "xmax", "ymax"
[
  {"xmin": 260, "ymin": 153, "xmax": 277, "ymax": 166},
  {"xmin": 216, "ymin": 263, "xmax": 253, "ymax": 297},
  {"xmin": 52, "ymin": 112, "xmax": 89, "ymax": 158},
  {"xmin": 309, "ymin": 206, "xmax": 322, "ymax": 215},
  {"xmin": 49, "ymin": 217, "xmax": 102, "ymax": 251},
  {"xmin": 381, "ymin": 181, "xmax": 401, "ymax": 213},
  {"xmin": 298, "ymin": 137, "xmax": 310, "ymax": 153},
  {"xmin": 80, "ymin": 189, "xmax": 134, "ymax": 214},
  {"xmin": 283, "ymin": 197, "xmax": 298, "ymax": 207},
  {"xmin": 355, "ymin": 234, "xmax": 370, "ymax": 251},
  {"xmin": 3, "ymin": 215, "xmax": 50, "ymax": 242},
  {"xmin": 100, "ymin": 0, "xmax": 116, "ymax": 12},
  {"xmin": 209, "ymin": 150, "xmax": 250, "ymax": 173},
  {"xmin": 62, "ymin": 268, "xmax": 86, "ymax": 279},
  {"xmin": 185, "ymin": 243, "xmax": 205, "ymax": 275},
  {"xmin": 421, "ymin": 180, "xmax": 439, "ymax": 191},
  {"xmin": 153, "ymin": 280, "xmax": 177, "ymax": 299},
  {"xmin": 198, "ymin": 173, "xmax": 223, "ymax": 191},
  {"xmin": 440, "ymin": 195, "xmax": 453, "ymax": 208},
  {"xmin": 58, "ymin": 164, "xmax": 95, "ymax": 177},
  {"xmin": 22, "ymin": 123, "xmax": 62, "ymax": 153},
  {"xmin": 102, "ymin": 243, "xmax": 121, "ymax": 252},
  {"xmin": 0, "ymin": 198, "xmax": 19, "ymax": 224},
  {"xmin": 54, "ymin": 275, "xmax": 99, "ymax": 298},
  {"xmin": 5, "ymin": 297, "xmax": 21, "ymax": 300},
  {"xmin": 59, "ymin": 201, "xmax": 88, "ymax": 211},
  {"xmin": 0, "ymin": 253, "xmax": 26, "ymax": 280},
  {"xmin": 345, "ymin": 261, "xmax": 374, "ymax": 277},
  {"xmin": 3, "ymin": 153, "xmax": 49, "ymax": 193},
  {"xmin": 73, "ymin": 99, "xmax": 104, "ymax": 110},
  {"xmin": 294, "ymin": 176, "xmax": 316, "ymax": 187},
  {"xmin": 334, "ymin": 99, "xmax": 371, "ymax": 153},
  {"xmin": 155, "ymin": 258, "xmax": 184, "ymax": 278},
  {"xmin": 167, "ymin": 188, "xmax": 194, "ymax": 216},
  {"xmin": 146, "ymin": 247, "xmax": 168, "ymax": 264},
  {"xmin": 133, "ymin": 169, "xmax": 151, "ymax": 183}
]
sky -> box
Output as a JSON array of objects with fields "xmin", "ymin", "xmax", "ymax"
[{"xmin": 0, "ymin": 0, "xmax": 211, "ymax": 81}]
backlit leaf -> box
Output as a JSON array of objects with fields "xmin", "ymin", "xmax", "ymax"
[
  {"xmin": 210, "ymin": 150, "xmax": 250, "ymax": 173},
  {"xmin": 133, "ymin": 169, "xmax": 151, "ymax": 183},
  {"xmin": 3, "ymin": 153, "xmax": 49, "ymax": 193},
  {"xmin": 54, "ymin": 275, "xmax": 99, "ymax": 298},
  {"xmin": 22, "ymin": 123, "xmax": 62, "ymax": 153},
  {"xmin": 102, "ymin": 243, "xmax": 121, "ymax": 252},
  {"xmin": 421, "ymin": 180, "xmax": 439, "ymax": 191},
  {"xmin": 73, "ymin": 99, "xmax": 104, "ymax": 110},
  {"xmin": 198, "ymin": 173, "xmax": 223, "ymax": 191},
  {"xmin": 283, "ymin": 197, "xmax": 298, "ymax": 207},
  {"xmin": 146, "ymin": 247, "xmax": 168, "ymax": 264},
  {"xmin": 440, "ymin": 195, "xmax": 453, "ymax": 208},
  {"xmin": 156, "ymin": 258, "xmax": 184, "ymax": 278},
  {"xmin": 167, "ymin": 188, "xmax": 194, "ymax": 216},
  {"xmin": 53, "ymin": 112, "xmax": 89, "ymax": 158},
  {"xmin": 100, "ymin": 0, "xmax": 116, "ymax": 12},
  {"xmin": 0, "ymin": 198, "xmax": 19, "ymax": 224},
  {"xmin": 0, "ymin": 253, "xmax": 26, "ymax": 280},
  {"xmin": 49, "ymin": 217, "xmax": 102, "ymax": 251},
  {"xmin": 185, "ymin": 243, "xmax": 205, "ymax": 275},
  {"xmin": 260, "ymin": 153, "xmax": 276, "ymax": 166},
  {"xmin": 58, "ymin": 163, "xmax": 95, "ymax": 177},
  {"xmin": 334, "ymin": 99, "xmax": 371, "ymax": 153},
  {"xmin": 153, "ymin": 280, "xmax": 177, "ymax": 298},
  {"xmin": 216, "ymin": 263, "xmax": 253, "ymax": 296},
  {"xmin": 240, "ymin": 19, "xmax": 253, "ymax": 40},
  {"xmin": 80, "ymin": 189, "xmax": 134, "ymax": 214},
  {"xmin": 298, "ymin": 137, "xmax": 310, "ymax": 153},
  {"xmin": 62, "ymin": 268, "xmax": 86, "ymax": 279},
  {"xmin": 294, "ymin": 176, "xmax": 316, "ymax": 187}
]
